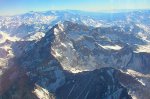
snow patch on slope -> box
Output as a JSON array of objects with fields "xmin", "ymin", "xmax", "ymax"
[
  {"xmin": 135, "ymin": 44, "xmax": 150, "ymax": 53},
  {"xmin": 27, "ymin": 32, "xmax": 45, "ymax": 41},
  {"xmin": 33, "ymin": 84, "xmax": 55, "ymax": 99},
  {"xmin": 0, "ymin": 31, "xmax": 20, "ymax": 43},
  {"xmin": 98, "ymin": 44, "xmax": 122, "ymax": 50}
]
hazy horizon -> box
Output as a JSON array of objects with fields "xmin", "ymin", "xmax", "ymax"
[
  {"xmin": 1, "ymin": 9, "xmax": 150, "ymax": 17},
  {"xmin": 0, "ymin": 0, "xmax": 150, "ymax": 16}
]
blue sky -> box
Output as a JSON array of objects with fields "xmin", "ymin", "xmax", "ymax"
[{"xmin": 0, "ymin": 0, "xmax": 150, "ymax": 16}]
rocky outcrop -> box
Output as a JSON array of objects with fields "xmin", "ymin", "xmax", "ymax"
[{"xmin": 56, "ymin": 68, "xmax": 132, "ymax": 99}]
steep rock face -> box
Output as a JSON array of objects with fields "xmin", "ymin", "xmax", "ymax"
[
  {"xmin": 126, "ymin": 52, "xmax": 150, "ymax": 74},
  {"xmin": 50, "ymin": 21, "xmax": 150, "ymax": 74},
  {"xmin": 56, "ymin": 68, "xmax": 132, "ymax": 99},
  {"xmin": 18, "ymin": 25, "xmax": 66, "ymax": 92},
  {"xmin": 3, "ymin": 22, "xmax": 132, "ymax": 99}
]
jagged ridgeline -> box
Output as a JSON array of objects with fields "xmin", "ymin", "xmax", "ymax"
[{"xmin": 0, "ymin": 10, "xmax": 150, "ymax": 99}]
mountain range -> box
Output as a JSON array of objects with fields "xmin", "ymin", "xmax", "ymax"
[{"xmin": 0, "ymin": 10, "xmax": 150, "ymax": 99}]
